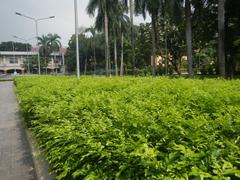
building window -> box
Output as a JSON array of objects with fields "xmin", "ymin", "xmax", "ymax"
[{"xmin": 9, "ymin": 57, "xmax": 18, "ymax": 64}]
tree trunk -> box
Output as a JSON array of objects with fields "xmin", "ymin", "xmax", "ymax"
[
  {"xmin": 109, "ymin": 46, "xmax": 111, "ymax": 76},
  {"xmin": 165, "ymin": 33, "xmax": 168, "ymax": 76},
  {"xmin": 45, "ymin": 56, "xmax": 47, "ymax": 74},
  {"xmin": 120, "ymin": 32, "xmax": 124, "ymax": 76},
  {"xmin": 151, "ymin": 16, "xmax": 157, "ymax": 76},
  {"xmin": 54, "ymin": 54, "xmax": 57, "ymax": 74},
  {"xmin": 62, "ymin": 53, "xmax": 65, "ymax": 74},
  {"xmin": 104, "ymin": 5, "xmax": 110, "ymax": 77},
  {"xmin": 130, "ymin": 0, "xmax": 135, "ymax": 75},
  {"xmin": 218, "ymin": 0, "xmax": 226, "ymax": 78},
  {"xmin": 185, "ymin": 0, "xmax": 193, "ymax": 78},
  {"xmin": 84, "ymin": 56, "xmax": 87, "ymax": 75},
  {"xmin": 172, "ymin": 54, "xmax": 181, "ymax": 76},
  {"xmin": 93, "ymin": 36, "xmax": 96, "ymax": 75},
  {"xmin": 114, "ymin": 30, "xmax": 118, "ymax": 76}
]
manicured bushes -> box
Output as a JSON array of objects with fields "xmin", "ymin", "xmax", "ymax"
[{"xmin": 15, "ymin": 76, "xmax": 240, "ymax": 179}]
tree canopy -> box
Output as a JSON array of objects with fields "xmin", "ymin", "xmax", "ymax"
[
  {"xmin": 65, "ymin": 0, "xmax": 240, "ymax": 78},
  {"xmin": 0, "ymin": 41, "xmax": 31, "ymax": 52}
]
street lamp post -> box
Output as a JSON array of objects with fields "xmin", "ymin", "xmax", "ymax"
[
  {"xmin": 74, "ymin": 0, "xmax": 80, "ymax": 79},
  {"xmin": 15, "ymin": 12, "xmax": 55, "ymax": 75}
]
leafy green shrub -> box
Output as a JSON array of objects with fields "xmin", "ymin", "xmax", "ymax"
[{"xmin": 15, "ymin": 76, "xmax": 240, "ymax": 179}]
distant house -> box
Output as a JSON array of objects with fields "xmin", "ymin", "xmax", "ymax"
[{"xmin": 0, "ymin": 48, "xmax": 66, "ymax": 74}]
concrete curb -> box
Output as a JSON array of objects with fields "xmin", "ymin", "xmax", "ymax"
[
  {"xmin": 24, "ymin": 128, "xmax": 55, "ymax": 180},
  {"xmin": 15, "ymin": 85, "xmax": 56, "ymax": 180}
]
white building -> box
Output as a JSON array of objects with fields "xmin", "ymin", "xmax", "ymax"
[{"xmin": 0, "ymin": 49, "xmax": 66, "ymax": 74}]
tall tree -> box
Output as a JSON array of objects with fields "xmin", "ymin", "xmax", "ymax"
[
  {"xmin": 166, "ymin": 0, "xmax": 194, "ymax": 77},
  {"xmin": 48, "ymin": 33, "xmax": 62, "ymax": 73},
  {"xmin": 185, "ymin": 0, "xmax": 194, "ymax": 77},
  {"xmin": 38, "ymin": 35, "xmax": 51, "ymax": 57},
  {"xmin": 110, "ymin": 14, "xmax": 119, "ymax": 76},
  {"xmin": 48, "ymin": 33, "xmax": 62, "ymax": 53},
  {"xmin": 135, "ymin": 0, "xmax": 162, "ymax": 76},
  {"xmin": 38, "ymin": 35, "xmax": 51, "ymax": 72},
  {"xmin": 120, "ymin": 16, "xmax": 130, "ymax": 76},
  {"xmin": 109, "ymin": 2, "xmax": 129, "ymax": 76},
  {"xmin": 85, "ymin": 26, "xmax": 97, "ymax": 75},
  {"xmin": 218, "ymin": 0, "xmax": 226, "ymax": 77},
  {"xmin": 87, "ymin": 0, "xmax": 112, "ymax": 76},
  {"xmin": 120, "ymin": 28, "xmax": 125, "ymax": 76},
  {"xmin": 121, "ymin": 0, "xmax": 136, "ymax": 75},
  {"xmin": 225, "ymin": 0, "xmax": 240, "ymax": 77},
  {"xmin": 130, "ymin": 0, "xmax": 136, "ymax": 75}
]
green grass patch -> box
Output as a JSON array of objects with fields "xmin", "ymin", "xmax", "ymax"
[{"xmin": 15, "ymin": 76, "xmax": 240, "ymax": 179}]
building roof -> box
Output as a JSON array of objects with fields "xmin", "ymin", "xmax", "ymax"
[
  {"xmin": 0, "ymin": 49, "xmax": 67, "ymax": 56},
  {"xmin": 0, "ymin": 51, "xmax": 38, "ymax": 56}
]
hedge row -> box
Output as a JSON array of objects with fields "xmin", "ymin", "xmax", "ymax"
[{"xmin": 15, "ymin": 76, "xmax": 240, "ymax": 179}]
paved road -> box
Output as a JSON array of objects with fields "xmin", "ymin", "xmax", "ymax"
[{"xmin": 0, "ymin": 81, "xmax": 37, "ymax": 180}]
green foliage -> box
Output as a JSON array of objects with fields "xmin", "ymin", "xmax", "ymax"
[
  {"xmin": 66, "ymin": 33, "xmax": 105, "ymax": 73},
  {"xmin": 38, "ymin": 35, "xmax": 52, "ymax": 57},
  {"xmin": 15, "ymin": 77, "xmax": 240, "ymax": 179},
  {"xmin": 195, "ymin": 41, "xmax": 217, "ymax": 75},
  {"xmin": 0, "ymin": 41, "xmax": 31, "ymax": 51},
  {"xmin": 22, "ymin": 56, "xmax": 48, "ymax": 73},
  {"xmin": 38, "ymin": 33, "xmax": 62, "ymax": 57},
  {"xmin": 225, "ymin": 0, "xmax": 240, "ymax": 75},
  {"xmin": 135, "ymin": 23, "xmax": 152, "ymax": 68}
]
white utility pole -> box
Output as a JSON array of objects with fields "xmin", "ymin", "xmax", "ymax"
[{"xmin": 74, "ymin": 0, "xmax": 80, "ymax": 79}]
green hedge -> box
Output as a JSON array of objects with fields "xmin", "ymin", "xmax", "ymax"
[{"xmin": 15, "ymin": 76, "xmax": 240, "ymax": 179}]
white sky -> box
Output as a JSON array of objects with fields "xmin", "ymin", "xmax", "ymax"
[{"xmin": 0, "ymin": 0, "xmax": 150, "ymax": 47}]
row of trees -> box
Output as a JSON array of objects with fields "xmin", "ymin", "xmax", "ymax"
[
  {"xmin": 65, "ymin": 0, "xmax": 240, "ymax": 78},
  {"xmin": 0, "ymin": 41, "xmax": 31, "ymax": 51}
]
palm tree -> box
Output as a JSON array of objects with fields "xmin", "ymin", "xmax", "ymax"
[
  {"xmin": 109, "ymin": 14, "xmax": 119, "ymax": 77},
  {"xmin": 121, "ymin": 0, "xmax": 136, "ymax": 75},
  {"xmin": 87, "ymin": 0, "xmax": 114, "ymax": 76},
  {"xmin": 120, "ymin": 15, "xmax": 130, "ymax": 76},
  {"xmin": 48, "ymin": 33, "xmax": 62, "ymax": 54},
  {"xmin": 120, "ymin": 27, "xmax": 124, "ymax": 76},
  {"xmin": 109, "ymin": 2, "xmax": 129, "ymax": 76},
  {"xmin": 130, "ymin": 0, "xmax": 136, "ymax": 75},
  {"xmin": 185, "ymin": 0, "xmax": 193, "ymax": 78},
  {"xmin": 218, "ymin": 0, "xmax": 226, "ymax": 77},
  {"xmin": 38, "ymin": 35, "xmax": 51, "ymax": 73},
  {"xmin": 85, "ymin": 26, "xmax": 97, "ymax": 75},
  {"xmin": 48, "ymin": 33, "xmax": 62, "ymax": 73},
  {"xmin": 38, "ymin": 35, "xmax": 51, "ymax": 57},
  {"xmin": 135, "ymin": 0, "xmax": 162, "ymax": 76}
]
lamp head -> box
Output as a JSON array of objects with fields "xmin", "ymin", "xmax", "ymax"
[{"xmin": 15, "ymin": 12, "xmax": 22, "ymax": 16}]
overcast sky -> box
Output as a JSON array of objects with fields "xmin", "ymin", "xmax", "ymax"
[{"xmin": 0, "ymin": 0, "xmax": 150, "ymax": 47}]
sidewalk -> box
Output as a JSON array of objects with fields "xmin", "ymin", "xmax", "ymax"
[
  {"xmin": 0, "ymin": 75, "xmax": 14, "ymax": 81},
  {"xmin": 0, "ymin": 81, "xmax": 37, "ymax": 180}
]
